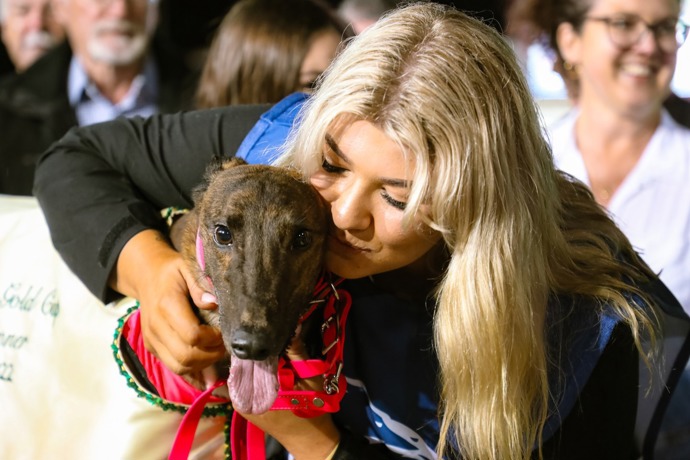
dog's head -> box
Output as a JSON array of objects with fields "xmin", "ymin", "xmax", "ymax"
[{"xmin": 191, "ymin": 158, "xmax": 328, "ymax": 362}]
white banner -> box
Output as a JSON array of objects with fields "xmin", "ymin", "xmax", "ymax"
[{"xmin": 0, "ymin": 196, "xmax": 226, "ymax": 460}]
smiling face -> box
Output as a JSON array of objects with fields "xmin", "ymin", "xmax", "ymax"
[
  {"xmin": 53, "ymin": 0, "xmax": 155, "ymax": 66},
  {"xmin": 558, "ymin": 0, "xmax": 680, "ymax": 117},
  {"xmin": 309, "ymin": 120, "xmax": 442, "ymax": 280}
]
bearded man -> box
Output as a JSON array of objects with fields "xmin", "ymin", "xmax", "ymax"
[
  {"xmin": 0, "ymin": 0, "xmax": 197, "ymax": 195},
  {"xmin": 0, "ymin": 0, "xmax": 64, "ymax": 73}
]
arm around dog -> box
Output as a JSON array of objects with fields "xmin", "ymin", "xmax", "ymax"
[{"xmin": 34, "ymin": 104, "xmax": 268, "ymax": 303}]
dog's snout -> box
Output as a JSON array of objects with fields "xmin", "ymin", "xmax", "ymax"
[{"xmin": 230, "ymin": 329, "xmax": 271, "ymax": 361}]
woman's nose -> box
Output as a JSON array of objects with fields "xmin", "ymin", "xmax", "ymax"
[
  {"xmin": 330, "ymin": 183, "xmax": 371, "ymax": 231},
  {"xmin": 634, "ymin": 27, "xmax": 662, "ymax": 54}
]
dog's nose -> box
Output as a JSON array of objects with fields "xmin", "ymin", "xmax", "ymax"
[{"xmin": 230, "ymin": 330, "xmax": 271, "ymax": 361}]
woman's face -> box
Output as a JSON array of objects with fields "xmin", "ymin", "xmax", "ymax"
[
  {"xmin": 309, "ymin": 120, "xmax": 442, "ymax": 280},
  {"xmin": 570, "ymin": 0, "xmax": 680, "ymax": 115},
  {"xmin": 299, "ymin": 28, "xmax": 341, "ymax": 92}
]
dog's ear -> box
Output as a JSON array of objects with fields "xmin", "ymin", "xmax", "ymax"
[
  {"xmin": 218, "ymin": 157, "xmax": 248, "ymax": 171},
  {"xmin": 192, "ymin": 156, "xmax": 248, "ymax": 204}
]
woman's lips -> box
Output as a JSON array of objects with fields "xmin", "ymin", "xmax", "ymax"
[{"xmin": 330, "ymin": 235, "xmax": 370, "ymax": 253}]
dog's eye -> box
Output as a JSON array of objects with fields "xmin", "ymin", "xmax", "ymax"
[
  {"xmin": 214, "ymin": 225, "xmax": 233, "ymax": 246},
  {"xmin": 292, "ymin": 230, "xmax": 312, "ymax": 250}
]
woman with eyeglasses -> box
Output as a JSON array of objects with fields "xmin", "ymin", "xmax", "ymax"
[{"xmin": 510, "ymin": 0, "xmax": 690, "ymax": 313}]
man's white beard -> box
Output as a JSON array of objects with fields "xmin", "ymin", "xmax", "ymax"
[
  {"xmin": 23, "ymin": 30, "xmax": 60, "ymax": 52},
  {"xmin": 86, "ymin": 19, "xmax": 149, "ymax": 66},
  {"xmin": 18, "ymin": 30, "xmax": 60, "ymax": 67}
]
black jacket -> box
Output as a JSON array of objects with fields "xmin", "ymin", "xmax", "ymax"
[{"xmin": 0, "ymin": 40, "xmax": 197, "ymax": 196}]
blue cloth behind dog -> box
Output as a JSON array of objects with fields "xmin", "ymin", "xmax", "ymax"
[{"xmin": 235, "ymin": 92, "xmax": 308, "ymax": 165}]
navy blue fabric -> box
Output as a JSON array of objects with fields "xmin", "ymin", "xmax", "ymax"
[
  {"xmin": 334, "ymin": 278, "xmax": 440, "ymax": 458},
  {"xmin": 235, "ymin": 92, "xmax": 308, "ymax": 165},
  {"xmin": 541, "ymin": 300, "xmax": 620, "ymax": 443}
]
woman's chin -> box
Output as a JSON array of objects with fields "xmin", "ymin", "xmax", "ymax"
[{"xmin": 324, "ymin": 254, "xmax": 376, "ymax": 280}]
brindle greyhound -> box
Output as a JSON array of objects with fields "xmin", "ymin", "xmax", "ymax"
[{"xmin": 170, "ymin": 157, "xmax": 328, "ymax": 414}]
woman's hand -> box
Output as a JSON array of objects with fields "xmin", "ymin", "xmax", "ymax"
[
  {"xmin": 240, "ymin": 410, "xmax": 340, "ymax": 459},
  {"xmin": 110, "ymin": 229, "xmax": 225, "ymax": 375}
]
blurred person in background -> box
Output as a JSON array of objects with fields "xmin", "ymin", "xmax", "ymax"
[
  {"xmin": 0, "ymin": 0, "xmax": 64, "ymax": 73},
  {"xmin": 508, "ymin": 0, "xmax": 690, "ymax": 455},
  {"xmin": 509, "ymin": 0, "xmax": 690, "ymax": 312},
  {"xmin": 336, "ymin": 0, "xmax": 398, "ymax": 34},
  {"xmin": 195, "ymin": 0, "xmax": 350, "ymax": 109},
  {"xmin": 508, "ymin": 0, "xmax": 690, "ymax": 127},
  {"xmin": 0, "ymin": 0, "xmax": 197, "ymax": 196}
]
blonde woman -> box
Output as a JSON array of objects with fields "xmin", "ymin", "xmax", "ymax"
[{"xmin": 35, "ymin": 3, "xmax": 686, "ymax": 459}]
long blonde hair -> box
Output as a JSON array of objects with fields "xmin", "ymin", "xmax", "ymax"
[{"xmin": 280, "ymin": 3, "xmax": 659, "ymax": 459}]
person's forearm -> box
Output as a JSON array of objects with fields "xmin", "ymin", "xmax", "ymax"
[
  {"xmin": 280, "ymin": 426, "xmax": 399, "ymax": 460},
  {"xmin": 331, "ymin": 429, "xmax": 397, "ymax": 460},
  {"xmin": 109, "ymin": 229, "xmax": 178, "ymax": 299},
  {"xmin": 35, "ymin": 115, "xmax": 192, "ymax": 302},
  {"xmin": 280, "ymin": 417, "xmax": 340, "ymax": 460}
]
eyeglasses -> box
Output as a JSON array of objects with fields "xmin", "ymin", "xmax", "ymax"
[{"xmin": 583, "ymin": 14, "xmax": 689, "ymax": 54}]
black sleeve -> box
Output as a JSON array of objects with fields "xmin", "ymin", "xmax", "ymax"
[
  {"xmin": 33, "ymin": 105, "xmax": 268, "ymax": 303},
  {"xmin": 537, "ymin": 324, "xmax": 639, "ymax": 460}
]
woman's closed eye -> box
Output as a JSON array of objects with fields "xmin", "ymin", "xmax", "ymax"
[
  {"xmin": 382, "ymin": 190, "xmax": 407, "ymax": 210},
  {"xmin": 321, "ymin": 156, "xmax": 346, "ymax": 174},
  {"xmin": 320, "ymin": 151, "xmax": 408, "ymax": 211}
]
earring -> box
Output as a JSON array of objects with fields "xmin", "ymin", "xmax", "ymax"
[{"xmin": 563, "ymin": 61, "xmax": 574, "ymax": 72}]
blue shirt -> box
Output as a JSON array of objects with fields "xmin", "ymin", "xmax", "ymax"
[{"xmin": 67, "ymin": 56, "xmax": 159, "ymax": 126}]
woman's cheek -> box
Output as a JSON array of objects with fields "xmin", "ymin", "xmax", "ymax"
[{"xmin": 310, "ymin": 173, "xmax": 336, "ymax": 196}]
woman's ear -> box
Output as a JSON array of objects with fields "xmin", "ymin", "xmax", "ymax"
[{"xmin": 556, "ymin": 22, "xmax": 582, "ymax": 67}]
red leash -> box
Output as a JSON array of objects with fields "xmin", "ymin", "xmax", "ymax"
[
  {"xmin": 169, "ymin": 380, "xmax": 228, "ymax": 460},
  {"xmin": 169, "ymin": 275, "xmax": 351, "ymax": 460}
]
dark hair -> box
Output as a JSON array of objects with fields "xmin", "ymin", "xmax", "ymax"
[
  {"xmin": 507, "ymin": 0, "xmax": 592, "ymax": 44},
  {"xmin": 506, "ymin": 0, "xmax": 592, "ymax": 98},
  {"xmin": 195, "ymin": 0, "xmax": 351, "ymax": 108}
]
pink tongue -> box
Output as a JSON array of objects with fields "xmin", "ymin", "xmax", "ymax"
[{"xmin": 228, "ymin": 356, "xmax": 279, "ymax": 414}]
